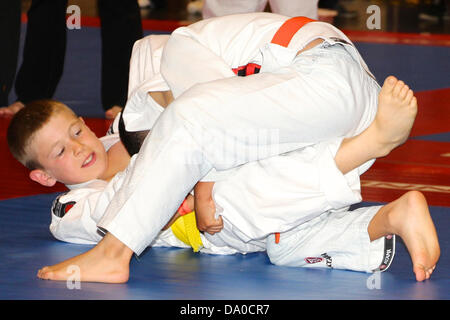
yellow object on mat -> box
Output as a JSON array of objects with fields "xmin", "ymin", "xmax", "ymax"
[{"xmin": 171, "ymin": 211, "xmax": 203, "ymax": 252}]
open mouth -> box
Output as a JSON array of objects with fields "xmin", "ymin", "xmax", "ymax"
[{"xmin": 82, "ymin": 153, "xmax": 96, "ymax": 168}]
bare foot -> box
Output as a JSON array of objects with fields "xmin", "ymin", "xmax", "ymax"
[
  {"xmin": 387, "ymin": 191, "xmax": 440, "ymax": 281},
  {"xmin": 37, "ymin": 233, "xmax": 133, "ymax": 283},
  {"xmin": 0, "ymin": 101, "xmax": 25, "ymax": 117},
  {"xmin": 105, "ymin": 106, "xmax": 123, "ymax": 120},
  {"xmin": 371, "ymin": 76, "xmax": 418, "ymax": 156}
]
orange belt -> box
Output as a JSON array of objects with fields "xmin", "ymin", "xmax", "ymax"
[
  {"xmin": 271, "ymin": 16, "xmax": 316, "ymax": 47},
  {"xmin": 231, "ymin": 17, "xmax": 317, "ymax": 243},
  {"xmin": 232, "ymin": 16, "xmax": 316, "ymax": 77},
  {"xmin": 272, "ymin": 16, "xmax": 316, "ymax": 244}
]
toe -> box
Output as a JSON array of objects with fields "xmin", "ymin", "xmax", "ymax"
[
  {"xmin": 393, "ymin": 80, "xmax": 405, "ymax": 97},
  {"xmin": 427, "ymin": 266, "xmax": 436, "ymax": 276},
  {"xmin": 400, "ymin": 85, "xmax": 409, "ymax": 100},
  {"xmin": 405, "ymin": 89, "xmax": 414, "ymax": 104},
  {"xmin": 414, "ymin": 264, "xmax": 427, "ymax": 282},
  {"xmin": 382, "ymin": 76, "xmax": 397, "ymax": 93},
  {"xmin": 409, "ymin": 96, "xmax": 418, "ymax": 111},
  {"xmin": 37, "ymin": 268, "xmax": 47, "ymax": 279}
]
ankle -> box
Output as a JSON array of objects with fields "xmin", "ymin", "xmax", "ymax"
[
  {"xmin": 365, "ymin": 121, "xmax": 396, "ymax": 158},
  {"xmin": 98, "ymin": 233, "xmax": 134, "ymax": 262}
]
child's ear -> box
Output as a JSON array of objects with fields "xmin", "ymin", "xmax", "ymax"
[{"xmin": 29, "ymin": 169, "xmax": 57, "ymax": 187}]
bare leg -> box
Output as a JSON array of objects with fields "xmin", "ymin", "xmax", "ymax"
[
  {"xmin": 368, "ymin": 191, "xmax": 440, "ymax": 282},
  {"xmin": 38, "ymin": 232, "xmax": 132, "ymax": 283}
]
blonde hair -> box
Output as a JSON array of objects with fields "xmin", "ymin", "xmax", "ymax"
[{"xmin": 7, "ymin": 99, "xmax": 76, "ymax": 170}]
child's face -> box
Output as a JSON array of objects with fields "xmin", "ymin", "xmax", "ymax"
[{"xmin": 30, "ymin": 109, "xmax": 108, "ymax": 185}]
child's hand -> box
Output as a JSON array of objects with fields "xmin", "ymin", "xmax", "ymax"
[
  {"xmin": 195, "ymin": 197, "xmax": 223, "ymax": 235},
  {"xmin": 194, "ymin": 182, "xmax": 223, "ymax": 235}
]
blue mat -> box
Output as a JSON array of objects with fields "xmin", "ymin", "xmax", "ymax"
[
  {"xmin": 413, "ymin": 131, "xmax": 450, "ymax": 142},
  {"xmin": 354, "ymin": 42, "xmax": 450, "ymax": 93},
  {"xmin": 0, "ymin": 193, "xmax": 448, "ymax": 300}
]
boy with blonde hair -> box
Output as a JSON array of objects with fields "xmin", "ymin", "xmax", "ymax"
[{"xmin": 7, "ymin": 100, "xmax": 129, "ymax": 187}]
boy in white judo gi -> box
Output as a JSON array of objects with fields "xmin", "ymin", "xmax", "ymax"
[{"xmin": 18, "ymin": 13, "xmax": 438, "ymax": 283}]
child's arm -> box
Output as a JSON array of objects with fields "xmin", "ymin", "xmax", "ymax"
[{"xmin": 194, "ymin": 181, "xmax": 223, "ymax": 235}]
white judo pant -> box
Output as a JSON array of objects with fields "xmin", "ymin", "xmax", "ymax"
[
  {"xmin": 98, "ymin": 42, "xmax": 381, "ymax": 255},
  {"xmin": 266, "ymin": 205, "xmax": 396, "ymax": 273}
]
